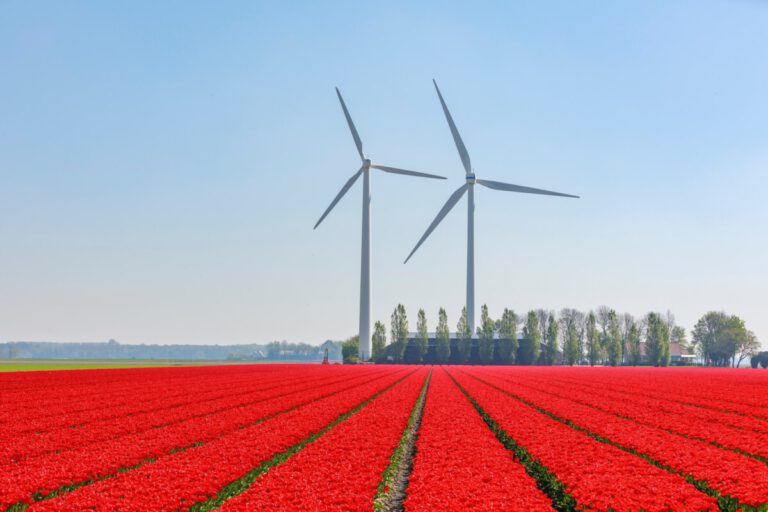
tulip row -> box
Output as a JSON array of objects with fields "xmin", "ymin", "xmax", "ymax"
[
  {"xmin": 0, "ymin": 367, "xmax": 403, "ymax": 508},
  {"xmin": 449, "ymin": 369, "xmax": 718, "ymax": 512},
  {"xmin": 542, "ymin": 368, "xmax": 768, "ymax": 420},
  {"xmin": 0, "ymin": 366, "xmax": 260, "ymax": 420},
  {"xmin": 1, "ymin": 365, "xmax": 325, "ymax": 436},
  {"xmin": 404, "ymin": 368, "xmax": 554, "ymax": 511},
  {"xmin": 27, "ymin": 367, "xmax": 414, "ymax": 511},
  {"xmin": 512, "ymin": 371, "xmax": 768, "ymax": 460},
  {"xmin": 218, "ymin": 367, "xmax": 429, "ymax": 511},
  {"xmin": 2, "ymin": 370, "xmax": 355, "ymax": 463},
  {"xmin": 464, "ymin": 367, "xmax": 768, "ymax": 508},
  {"xmin": 536, "ymin": 372, "xmax": 768, "ymax": 434}
]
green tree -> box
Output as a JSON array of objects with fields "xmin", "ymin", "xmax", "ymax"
[
  {"xmin": 692, "ymin": 312, "xmax": 752, "ymax": 367},
  {"xmin": 341, "ymin": 335, "xmax": 359, "ymax": 364},
  {"xmin": 416, "ymin": 308, "xmax": 428, "ymax": 364},
  {"xmin": 456, "ymin": 306, "xmax": 472, "ymax": 364},
  {"xmin": 721, "ymin": 315, "xmax": 749, "ymax": 367},
  {"xmin": 497, "ymin": 308, "xmax": 518, "ymax": 365},
  {"xmin": 670, "ymin": 325, "xmax": 689, "ymax": 351},
  {"xmin": 544, "ymin": 313, "xmax": 559, "ymax": 365},
  {"xmin": 477, "ymin": 304, "xmax": 495, "ymax": 365},
  {"xmin": 692, "ymin": 312, "xmax": 727, "ymax": 366},
  {"xmin": 606, "ymin": 310, "xmax": 622, "ymax": 366},
  {"xmin": 536, "ymin": 309, "xmax": 551, "ymax": 355},
  {"xmin": 390, "ymin": 304, "xmax": 409, "ymax": 363},
  {"xmin": 645, "ymin": 312, "xmax": 670, "ymax": 366},
  {"xmin": 435, "ymin": 308, "xmax": 450, "ymax": 364},
  {"xmin": 520, "ymin": 311, "xmax": 541, "ymax": 365},
  {"xmin": 563, "ymin": 319, "xmax": 580, "ymax": 365},
  {"xmin": 661, "ymin": 338, "xmax": 671, "ymax": 367},
  {"xmin": 575, "ymin": 310, "xmax": 586, "ymax": 359},
  {"xmin": 596, "ymin": 306, "xmax": 612, "ymax": 363},
  {"xmin": 372, "ymin": 321, "xmax": 386, "ymax": 363},
  {"xmin": 620, "ymin": 313, "xmax": 636, "ymax": 364},
  {"xmin": 627, "ymin": 322, "xmax": 641, "ymax": 365},
  {"xmin": 560, "ymin": 309, "xmax": 582, "ymax": 365},
  {"xmin": 736, "ymin": 330, "xmax": 760, "ymax": 367},
  {"xmin": 586, "ymin": 312, "xmax": 601, "ymax": 366}
]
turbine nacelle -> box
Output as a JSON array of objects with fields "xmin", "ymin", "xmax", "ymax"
[
  {"xmin": 314, "ymin": 89, "xmax": 447, "ymax": 232},
  {"xmin": 406, "ymin": 80, "xmax": 580, "ymax": 263}
]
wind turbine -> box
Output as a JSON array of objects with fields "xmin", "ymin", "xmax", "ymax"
[
  {"xmin": 405, "ymin": 80, "xmax": 578, "ymax": 333},
  {"xmin": 315, "ymin": 88, "xmax": 446, "ymax": 360}
]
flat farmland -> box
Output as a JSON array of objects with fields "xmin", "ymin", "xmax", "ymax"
[
  {"xmin": 1, "ymin": 365, "xmax": 767, "ymax": 511},
  {"xmin": 0, "ymin": 360, "xmax": 293, "ymax": 372}
]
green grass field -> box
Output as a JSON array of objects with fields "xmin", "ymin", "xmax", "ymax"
[{"xmin": 0, "ymin": 359, "xmax": 249, "ymax": 372}]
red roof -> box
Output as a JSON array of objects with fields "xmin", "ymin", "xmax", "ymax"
[{"xmin": 638, "ymin": 341, "xmax": 692, "ymax": 357}]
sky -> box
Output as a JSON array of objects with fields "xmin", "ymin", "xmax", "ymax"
[{"xmin": 1, "ymin": 1, "xmax": 767, "ymax": 347}]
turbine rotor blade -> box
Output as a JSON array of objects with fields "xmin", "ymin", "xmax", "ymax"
[
  {"xmin": 314, "ymin": 167, "xmax": 365, "ymax": 229},
  {"xmin": 433, "ymin": 79, "xmax": 472, "ymax": 175},
  {"xmin": 404, "ymin": 184, "xmax": 468, "ymax": 263},
  {"xmin": 476, "ymin": 179, "xmax": 579, "ymax": 198},
  {"xmin": 370, "ymin": 164, "xmax": 446, "ymax": 180},
  {"xmin": 336, "ymin": 88, "xmax": 364, "ymax": 161}
]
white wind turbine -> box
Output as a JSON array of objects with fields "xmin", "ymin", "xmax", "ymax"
[
  {"xmin": 405, "ymin": 80, "xmax": 579, "ymax": 333},
  {"xmin": 315, "ymin": 88, "xmax": 446, "ymax": 360}
]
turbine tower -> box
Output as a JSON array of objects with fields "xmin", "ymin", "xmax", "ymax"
[
  {"xmin": 315, "ymin": 88, "xmax": 446, "ymax": 360},
  {"xmin": 405, "ymin": 80, "xmax": 578, "ymax": 333}
]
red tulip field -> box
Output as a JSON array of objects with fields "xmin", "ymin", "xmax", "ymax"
[{"xmin": 2, "ymin": 365, "xmax": 767, "ymax": 511}]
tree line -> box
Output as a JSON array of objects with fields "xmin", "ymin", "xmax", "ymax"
[{"xmin": 341, "ymin": 305, "xmax": 760, "ymax": 367}]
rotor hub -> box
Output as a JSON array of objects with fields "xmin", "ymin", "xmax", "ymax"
[
  {"xmin": 466, "ymin": 173, "xmax": 476, "ymax": 184},
  {"xmin": 363, "ymin": 158, "xmax": 372, "ymax": 168}
]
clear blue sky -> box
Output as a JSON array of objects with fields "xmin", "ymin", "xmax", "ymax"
[{"xmin": 1, "ymin": 1, "xmax": 766, "ymax": 347}]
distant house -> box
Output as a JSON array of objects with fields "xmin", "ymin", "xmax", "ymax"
[
  {"xmin": 638, "ymin": 341, "xmax": 695, "ymax": 365},
  {"xmin": 669, "ymin": 342, "xmax": 696, "ymax": 365}
]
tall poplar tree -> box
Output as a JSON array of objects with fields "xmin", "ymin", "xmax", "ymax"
[
  {"xmin": 606, "ymin": 309, "xmax": 622, "ymax": 366},
  {"xmin": 586, "ymin": 311, "xmax": 601, "ymax": 366},
  {"xmin": 544, "ymin": 313, "xmax": 559, "ymax": 365},
  {"xmin": 435, "ymin": 308, "xmax": 450, "ymax": 364},
  {"xmin": 620, "ymin": 313, "xmax": 636, "ymax": 364},
  {"xmin": 416, "ymin": 308, "xmax": 428, "ymax": 364},
  {"xmin": 477, "ymin": 304, "xmax": 495, "ymax": 365},
  {"xmin": 372, "ymin": 321, "xmax": 386, "ymax": 363},
  {"xmin": 645, "ymin": 312, "xmax": 670, "ymax": 367},
  {"xmin": 390, "ymin": 304, "xmax": 409, "ymax": 363},
  {"xmin": 536, "ymin": 309, "xmax": 551, "ymax": 354},
  {"xmin": 563, "ymin": 320, "xmax": 580, "ymax": 365},
  {"xmin": 521, "ymin": 311, "xmax": 541, "ymax": 365},
  {"xmin": 456, "ymin": 307, "xmax": 472, "ymax": 364},
  {"xmin": 497, "ymin": 308, "xmax": 518, "ymax": 365},
  {"xmin": 560, "ymin": 308, "xmax": 582, "ymax": 365},
  {"xmin": 627, "ymin": 322, "xmax": 641, "ymax": 365}
]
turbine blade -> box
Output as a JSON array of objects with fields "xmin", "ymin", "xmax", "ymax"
[
  {"xmin": 433, "ymin": 79, "xmax": 471, "ymax": 175},
  {"xmin": 404, "ymin": 184, "xmax": 468, "ymax": 263},
  {"xmin": 476, "ymin": 179, "xmax": 579, "ymax": 198},
  {"xmin": 314, "ymin": 167, "xmax": 364, "ymax": 229},
  {"xmin": 336, "ymin": 88, "xmax": 364, "ymax": 161},
  {"xmin": 370, "ymin": 164, "xmax": 446, "ymax": 180}
]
